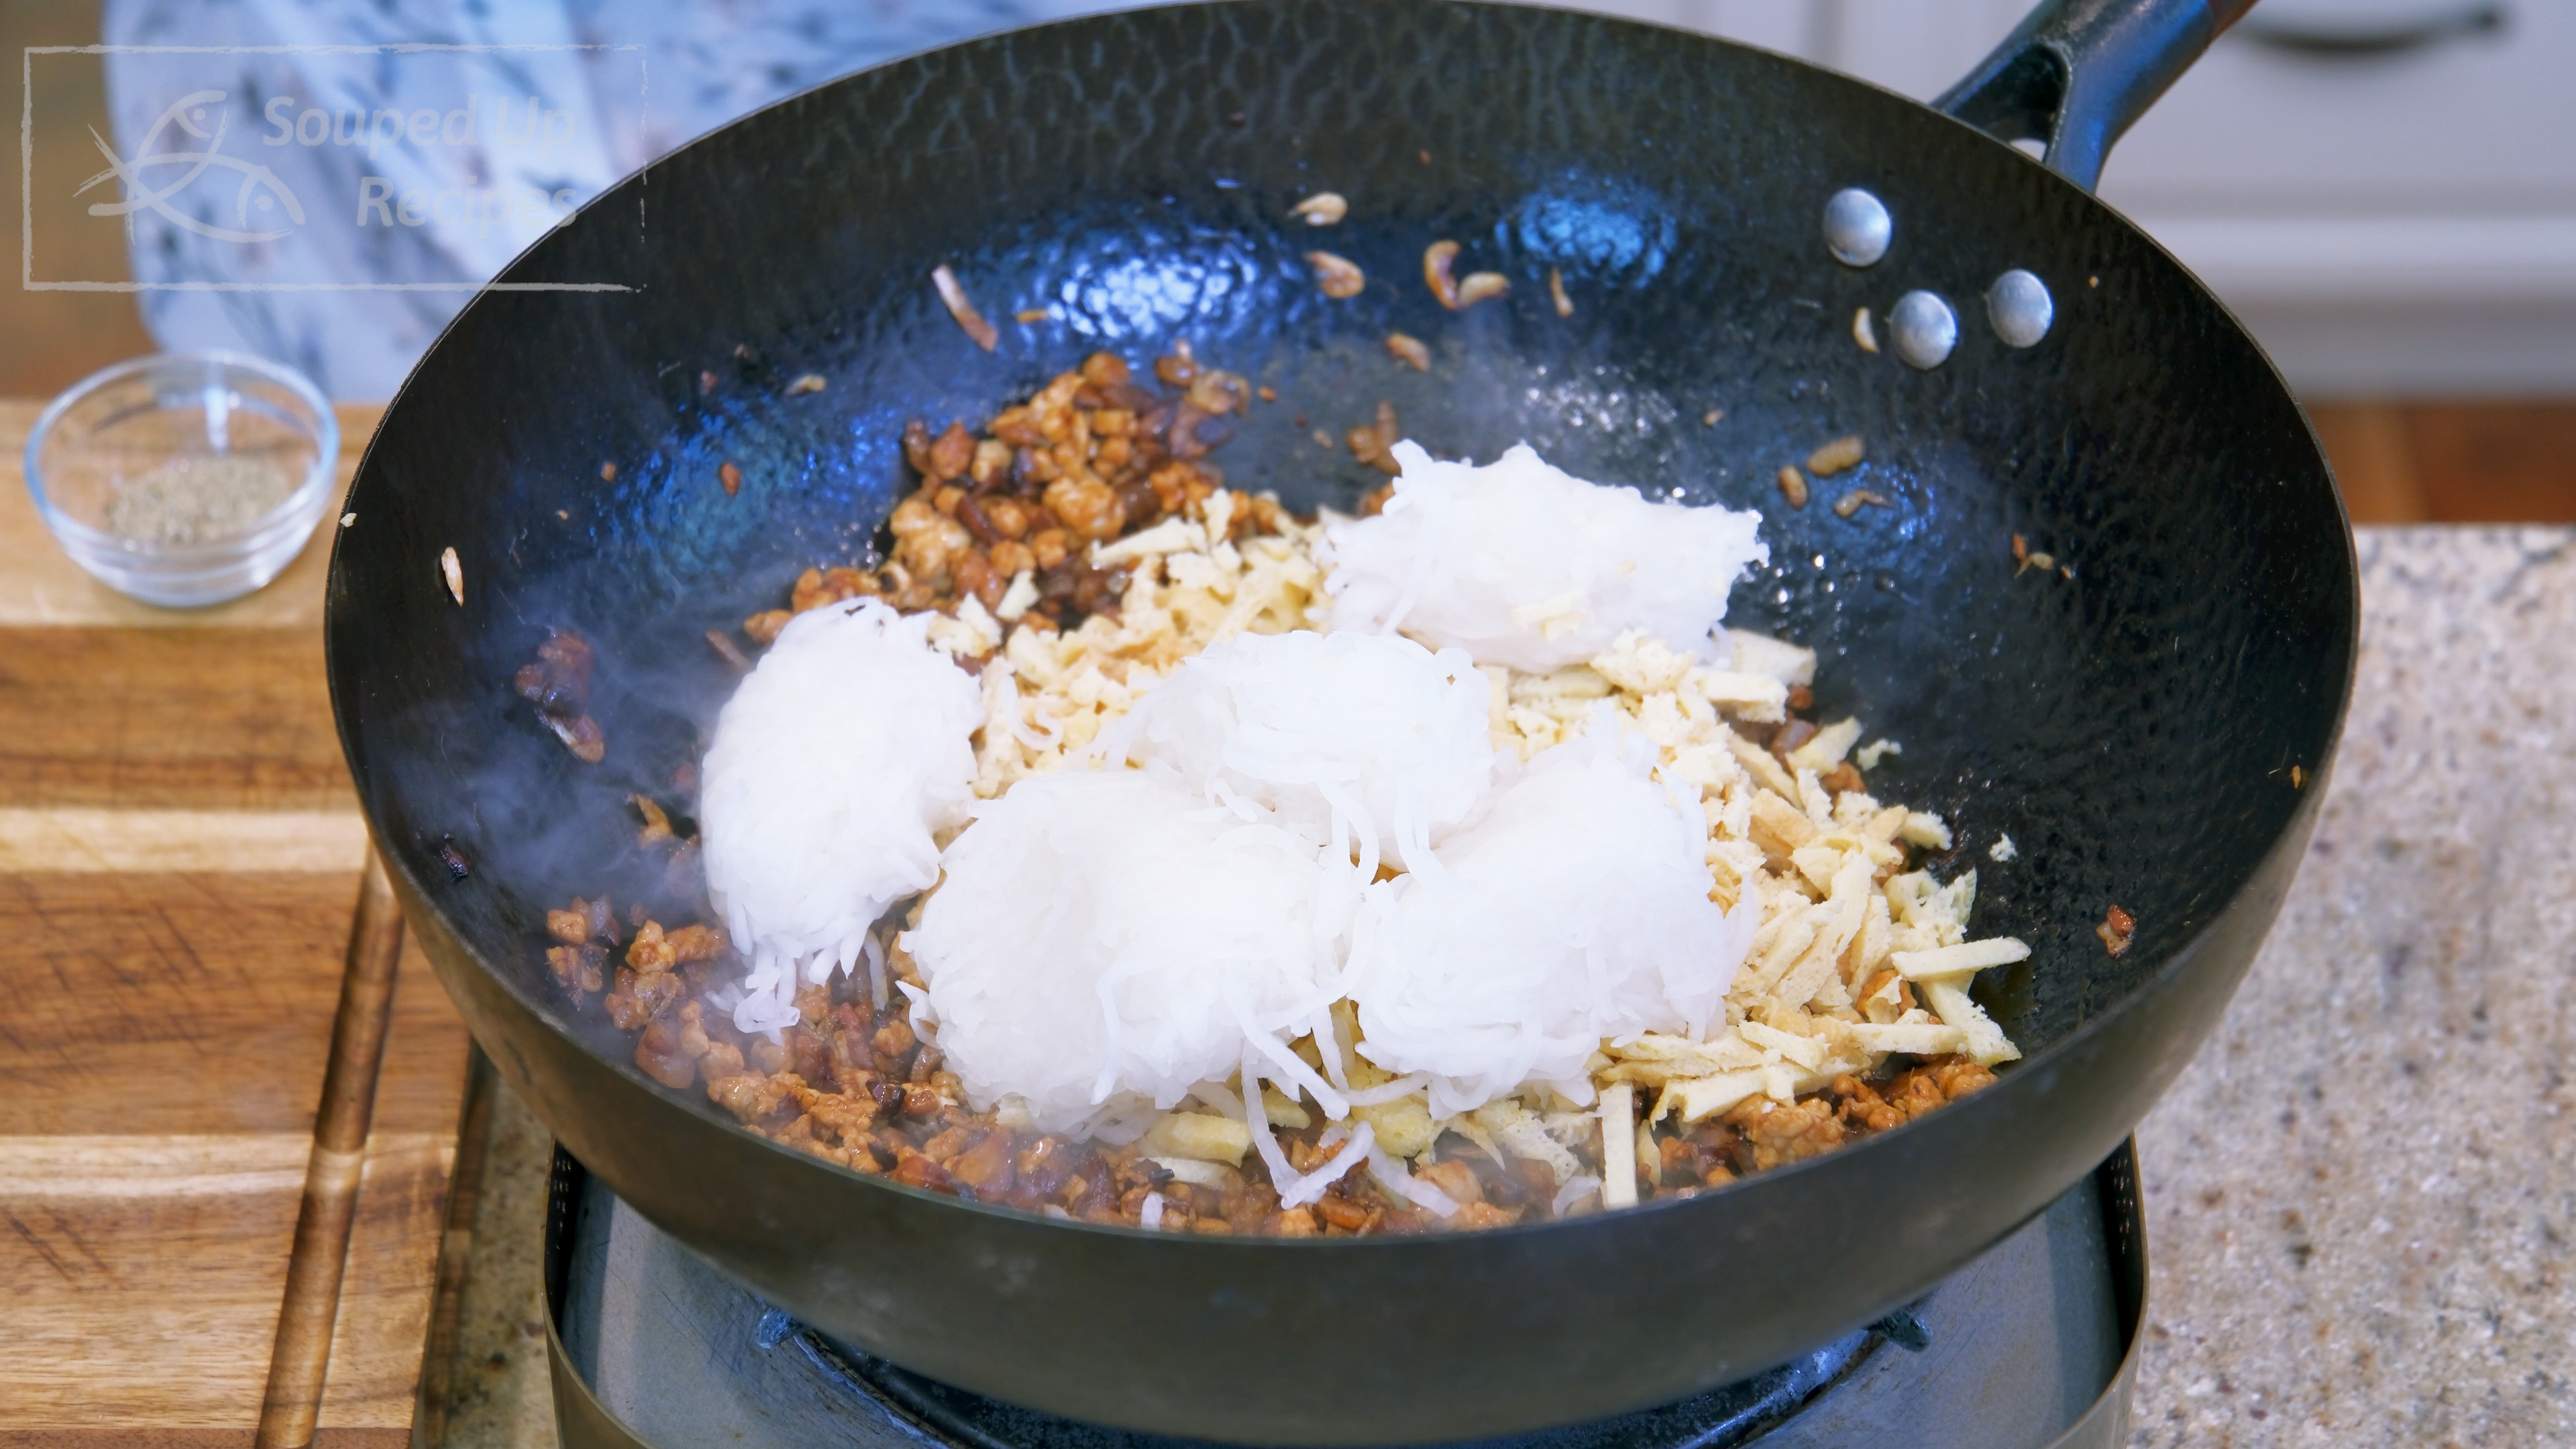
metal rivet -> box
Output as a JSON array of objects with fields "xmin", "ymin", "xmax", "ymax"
[
  {"xmin": 1890, "ymin": 291, "xmax": 1957, "ymax": 370},
  {"xmin": 1987, "ymin": 270, "xmax": 2053, "ymax": 348},
  {"xmin": 1823, "ymin": 189, "xmax": 1891, "ymax": 268}
]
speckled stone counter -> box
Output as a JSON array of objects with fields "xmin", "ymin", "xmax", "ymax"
[
  {"xmin": 2131, "ymin": 527, "xmax": 2576, "ymax": 1446},
  {"xmin": 417, "ymin": 527, "xmax": 2576, "ymax": 1448}
]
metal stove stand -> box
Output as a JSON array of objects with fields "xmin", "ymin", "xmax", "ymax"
[{"xmin": 542, "ymin": 1144, "xmax": 2145, "ymax": 1449}]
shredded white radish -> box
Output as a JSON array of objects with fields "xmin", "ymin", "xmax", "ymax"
[
  {"xmin": 1344, "ymin": 727, "xmax": 1753, "ymax": 1118},
  {"xmin": 1551, "ymin": 1174, "xmax": 1604, "ymax": 1218},
  {"xmin": 1368, "ymin": 1144, "xmax": 1460, "ymax": 1218},
  {"xmin": 1279, "ymin": 1121, "xmax": 1376, "ymax": 1208},
  {"xmin": 1341, "ymin": 1073, "xmax": 1434, "ymax": 1107},
  {"xmin": 1320, "ymin": 441, "xmax": 1767, "ymax": 672},
  {"xmin": 1187, "ymin": 1079, "xmax": 1246, "ymax": 1118},
  {"xmin": 1106, "ymin": 629, "xmax": 1494, "ymax": 876},
  {"xmin": 1240, "ymin": 1016, "xmax": 1351, "ymax": 1120},
  {"xmin": 908, "ymin": 769, "xmax": 1348, "ymax": 1132},
  {"xmin": 699, "ymin": 598, "xmax": 983, "ymax": 1033},
  {"xmin": 1321, "ymin": 1005, "xmax": 1356, "ymax": 1095},
  {"xmin": 861, "ymin": 933, "xmax": 890, "ymax": 1012},
  {"xmin": 1239, "ymin": 1051, "xmax": 1300, "ymax": 1197}
]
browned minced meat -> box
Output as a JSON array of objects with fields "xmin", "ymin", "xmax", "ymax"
[
  {"xmin": 590, "ymin": 942, "xmax": 1595, "ymax": 1236},
  {"xmin": 552, "ymin": 886, "xmax": 1999, "ymax": 1234},
  {"xmin": 1637, "ymin": 1060, "xmax": 1997, "ymax": 1197},
  {"xmin": 739, "ymin": 347, "xmax": 1289, "ymax": 645},
  {"xmin": 515, "ymin": 629, "xmax": 606, "ymax": 762}
]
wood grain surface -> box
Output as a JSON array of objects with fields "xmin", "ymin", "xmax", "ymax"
[
  {"xmin": 0, "ymin": 403, "xmax": 473, "ymax": 1447},
  {"xmin": 260, "ymin": 856, "xmax": 411, "ymax": 1449},
  {"xmin": 2302, "ymin": 400, "xmax": 2576, "ymax": 525},
  {"xmin": 1, "ymin": 871, "xmax": 393, "ymax": 1137},
  {"xmin": 0, "ymin": 629, "xmax": 352, "ymax": 814},
  {"xmin": 0, "ymin": 810, "xmax": 369, "ymax": 873}
]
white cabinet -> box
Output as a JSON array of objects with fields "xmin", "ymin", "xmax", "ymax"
[
  {"xmin": 2097, "ymin": 3, "xmax": 2576, "ymax": 395},
  {"xmin": 2109, "ymin": 1, "xmax": 2576, "ymax": 209},
  {"xmin": 1544, "ymin": 0, "xmax": 2576, "ymax": 394}
]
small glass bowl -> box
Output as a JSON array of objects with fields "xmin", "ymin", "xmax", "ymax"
[{"xmin": 25, "ymin": 352, "xmax": 339, "ymax": 608}]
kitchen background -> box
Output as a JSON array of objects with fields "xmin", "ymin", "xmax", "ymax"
[{"xmin": 7, "ymin": 0, "xmax": 2569, "ymax": 522}]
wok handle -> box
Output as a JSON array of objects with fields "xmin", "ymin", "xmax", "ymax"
[{"xmin": 1933, "ymin": 0, "xmax": 2258, "ymax": 192}]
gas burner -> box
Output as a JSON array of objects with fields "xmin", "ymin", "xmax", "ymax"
[
  {"xmin": 802, "ymin": 1320, "xmax": 1869, "ymax": 1449},
  {"xmin": 543, "ymin": 1148, "xmax": 2143, "ymax": 1449}
]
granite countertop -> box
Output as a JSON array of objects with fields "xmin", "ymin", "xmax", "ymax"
[
  {"xmin": 2131, "ymin": 527, "xmax": 2576, "ymax": 1446},
  {"xmin": 416, "ymin": 526, "xmax": 2576, "ymax": 1448}
]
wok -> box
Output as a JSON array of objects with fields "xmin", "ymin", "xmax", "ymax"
[{"xmin": 325, "ymin": 0, "xmax": 2355, "ymax": 1441}]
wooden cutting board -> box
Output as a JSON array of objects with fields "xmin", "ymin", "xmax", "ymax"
[{"xmin": 0, "ymin": 400, "xmax": 473, "ymax": 1448}]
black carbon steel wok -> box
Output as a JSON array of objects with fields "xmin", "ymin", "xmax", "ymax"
[{"xmin": 325, "ymin": 1, "xmax": 2353, "ymax": 1441}]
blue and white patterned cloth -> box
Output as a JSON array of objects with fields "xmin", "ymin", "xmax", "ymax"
[{"xmin": 101, "ymin": 0, "xmax": 1129, "ymax": 398}]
